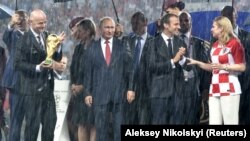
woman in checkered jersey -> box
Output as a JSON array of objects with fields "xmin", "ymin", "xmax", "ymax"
[{"xmin": 187, "ymin": 16, "xmax": 246, "ymax": 125}]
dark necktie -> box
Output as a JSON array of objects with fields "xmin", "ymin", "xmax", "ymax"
[
  {"xmin": 105, "ymin": 40, "xmax": 111, "ymax": 66},
  {"xmin": 167, "ymin": 38, "xmax": 173, "ymax": 57},
  {"xmin": 37, "ymin": 35, "xmax": 44, "ymax": 50},
  {"xmin": 134, "ymin": 36, "xmax": 142, "ymax": 67},
  {"xmin": 181, "ymin": 34, "xmax": 188, "ymax": 46}
]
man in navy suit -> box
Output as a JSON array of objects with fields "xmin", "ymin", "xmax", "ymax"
[
  {"xmin": 84, "ymin": 17, "xmax": 131, "ymax": 141},
  {"xmin": 2, "ymin": 10, "xmax": 29, "ymax": 141},
  {"xmin": 144, "ymin": 13, "xmax": 189, "ymax": 124},
  {"xmin": 14, "ymin": 9, "xmax": 65, "ymax": 141},
  {"xmin": 122, "ymin": 11, "xmax": 153, "ymax": 125}
]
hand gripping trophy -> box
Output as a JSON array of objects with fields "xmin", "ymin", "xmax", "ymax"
[{"xmin": 45, "ymin": 34, "xmax": 61, "ymax": 65}]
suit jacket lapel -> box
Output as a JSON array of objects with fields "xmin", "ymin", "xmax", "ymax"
[
  {"xmin": 110, "ymin": 38, "xmax": 118, "ymax": 66},
  {"xmin": 158, "ymin": 36, "xmax": 169, "ymax": 58},
  {"xmin": 173, "ymin": 36, "xmax": 179, "ymax": 56},
  {"xmin": 97, "ymin": 39, "xmax": 107, "ymax": 66}
]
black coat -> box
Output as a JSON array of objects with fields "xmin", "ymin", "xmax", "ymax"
[
  {"xmin": 146, "ymin": 35, "xmax": 189, "ymax": 98},
  {"xmin": 14, "ymin": 29, "xmax": 62, "ymax": 96}
]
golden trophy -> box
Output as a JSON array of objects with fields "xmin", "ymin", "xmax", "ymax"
[{"xmin": 44, "ymin": 34, "xmax": 61, "ymax": 65}]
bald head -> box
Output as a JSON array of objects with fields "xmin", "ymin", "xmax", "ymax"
[{"xmin": 29, "ymin": 9, "xmax": 47, "ymax": 34}]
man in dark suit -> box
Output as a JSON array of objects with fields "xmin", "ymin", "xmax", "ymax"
[
  {"xmin": 178, "ymin": 11, "xmax": 211, "ymax": 124},
  {"xmin": 2, "ymin": 10, "xmax": 29, "ymax": 141},
  {"xmin": 122, "ymin": 11, "xmax": 153, "ymax": 125},
  {"xmin": 220, "ymin": 6, "xmax": 250, "ymax": 125},
  {"xmin": 14, "ymin": 9, "xmax": 65, "ymax": 141},
  {"xmin": 144, "ymin": 13, "xmax": 189, "ymax": 124},
  {"xmin": 84, "ymin": 17, "xmax": 131, "ymax": 141}
]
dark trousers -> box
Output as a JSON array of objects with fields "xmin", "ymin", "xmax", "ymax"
[
  {"xmin": 123, "ymin": 101, "xmax": 138, "ymax": 125},
  {"xmin": 94, "ymin": 102, "xmax": 122, "ymax": 141},
  {"xmin": 14, "ymin": 93, "xmax": 57, "ymax": 141},
  {"xmin": 123, "ymin": 95, "xmax": 151, "ymax": 125},
  {"xmin": 150, "ymin": 98, "xmax": 173, "ymax": 124},
  {"xmin": 8, "ymin": 89, "xmax": 25, "ymax": 141}
]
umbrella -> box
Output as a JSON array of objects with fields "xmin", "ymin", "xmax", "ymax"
[
  {"xmin": 54, "ymin": 0, "xmax": 72, "ymax": 3},
  {"xmin": 0, "ymin": 4, "xmax": 14, "ymax": 19}
]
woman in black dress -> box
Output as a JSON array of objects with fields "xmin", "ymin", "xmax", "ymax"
[{"xmin": 70, "ymin": 19, "xmax": 96, "ymax": 141}]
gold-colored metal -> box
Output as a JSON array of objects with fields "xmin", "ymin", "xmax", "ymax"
[{"xmin": 45, "ymin": 34, "xmax": 61, "ymax": 65}]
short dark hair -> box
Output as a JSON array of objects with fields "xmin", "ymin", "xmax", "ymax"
[
  {"xmin": 160, "ymin": 13, "xmax": 178, "ymax": 29},
  {"xmin": 221, "ymin": 6, "xmax": 234, "ymax": 25}
]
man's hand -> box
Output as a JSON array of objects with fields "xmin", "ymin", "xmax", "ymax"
[
  {"xmin": 127, "ymin": 90, "xmax": 135, "ymax": 103},
  {"xmin": 40, "ymin": 61, "xmax": 53, "ymax": 70},
  {"xmin": 71, "ymin": 84, "xmax": 84, "ymax": 95},
  {"xmin": 58, "ymin": 32, "xmax": 66, "ymax": 44},
  {"xmin": 173, "ymin": 47, "xmax": 186, "ymax": 63},
  {"xmin": 85, "ymin": 96, "xmax": 93, "ymax": 107},
  {"xmin": 114, "ymin": 23, "xmax": 124, "ymax": 38},
  {"xmin": 10, "ymin": 13, "xmax": 21, "ymax": 28}
]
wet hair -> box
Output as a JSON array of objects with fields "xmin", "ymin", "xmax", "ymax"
[
  {"xmin": 99, "ymin": 16, "xmax": 115, "ymax": 28},
  {"xmin": 160, "ymin": 13, "xmax": 178, "ymax": 29},
  {"xmin": 68, "ymin": 16, "xmax": 85, "ymax": 30},
  {"xmin": 131, "ymin": 11, "xmax": 147, "ymax": 32},
  {"xmin": 213, "ymin": 16, "xmax": 235, "ymax": 44},
  {"xmin": 77, "ymin": 19, "xmax": 96, "ymax": 39},
  {"xmin": 10, "ymin": 10, "xmax": 28, "ymax": 26},
  {"xmin": 131, "ymin": 11, "xmax": 147, "ymax": 24},
  {"xmin": 221, "ymin": 6, "xmax": 235, "ymax": 26}
]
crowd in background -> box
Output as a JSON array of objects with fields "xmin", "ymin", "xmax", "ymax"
[{"xmin": 0, "ymin": 0, "xmax": 250, "ymax": 141}]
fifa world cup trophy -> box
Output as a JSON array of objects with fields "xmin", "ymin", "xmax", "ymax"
[{"xmin": 45, "ymin": 34, "xmax": 61, "ymax": 65}]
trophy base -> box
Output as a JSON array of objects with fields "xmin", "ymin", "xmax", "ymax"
[{"xmin": 44, "ymin": 59, "xmax": 53, "ymax": 65}]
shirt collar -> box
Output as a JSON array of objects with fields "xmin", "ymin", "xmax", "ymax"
[
  {"xmin": 101, "ymin": 37, "xmax": 113, "ymax": 45},
  {"xmin": 161, "ymin": 32, "xmax": 173, "ymax": 41}
]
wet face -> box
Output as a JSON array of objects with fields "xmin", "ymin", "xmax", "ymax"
[
  {"xmin": 165, "ymin": 16, "xmax": 180, "ymax": 36},
  {"xmin": 132, "ymin": 20, "xmax": 147, "ymax": 35},
  {"xmin": 20, "ymin": 16, "xmax": 29, "ymax": 31},
  {"xmin": 57, "ymin": 56, "xmax": 68, "ymax": 73},
  {"xmin": 71, "ymin": 25, "xmax": 80, "ymax": 40},
  {"xmin": 30, "ymin": 12, "xmax": 47, "ymax": 34},
  {"xmin": 211, "ymin": 22, "xmax": 222, "ymax": 39},
  {"xmin": 99, "ymin": 19, "xmax": 115, "ymax": 40},
  {"xmin": 179, "ymin": 13, "xmax": 191, "ymax": 34},
  {"xmin": 77, "ymin": 26, "xmax": 90, "ymax": 42}
]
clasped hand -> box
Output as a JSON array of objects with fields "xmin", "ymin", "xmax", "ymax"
[{"xmin": 173, "ymin": 47, "xmax": 186, "ymax": 63}]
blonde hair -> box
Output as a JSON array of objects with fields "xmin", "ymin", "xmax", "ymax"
[{"xmin": 213, "ymin": 16, "xmax": 236, "ymax": 44}]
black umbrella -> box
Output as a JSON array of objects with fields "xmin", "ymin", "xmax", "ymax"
[
  {"xmin": 0, "ymin": 4, "xmax": 14, "ymax": 19},
  {"xmin": 54, "ymin": 0, "xmax": 72, "ymax": 3}
]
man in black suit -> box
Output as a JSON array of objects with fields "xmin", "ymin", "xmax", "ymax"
[
  {"xmin": 122, "ymin": 11, "xmax": 153, "ymax": 125},
  {"xmin": 144, "ymin": 13, "xmax": 189, "ymax": 124},
  {"xmin": 220, "ymin": 6, "xmax": 250, "ymax": 125},
  {"xmin": 178, "ymin": 11, "xmax": 211, "ymax": 124},
  {"xmin": 2, "ymin": 10, "xmax": 29, "ymax": 141},
  {"xmin": 14, "ymin": 9, "xmax": 65, "ymax": 141},
  {"xmin": 84, "ymin": 17, "xmax": 131, "ymax": 141}
]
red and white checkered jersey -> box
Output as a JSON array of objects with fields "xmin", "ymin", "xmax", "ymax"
[{"xmin": 209, "ymin": 38, "xmax": 245, "ymax": 97}]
